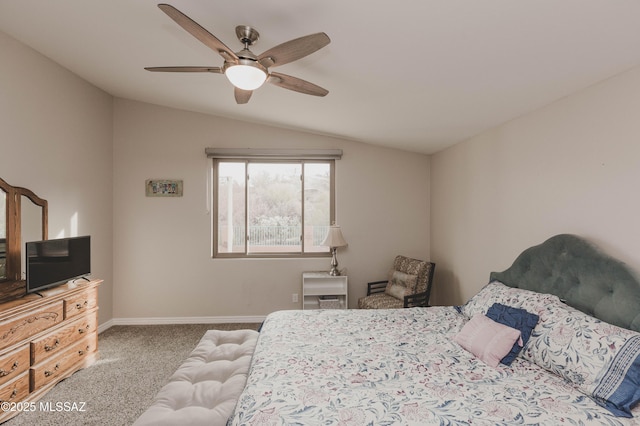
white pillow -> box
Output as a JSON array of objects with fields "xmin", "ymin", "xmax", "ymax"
[
  {"xmin": 459, "ymin": 281, "xmax": 560, "ymax": 319},
  {"xmin": 522, "ymin": 300, "xmax": 640, "ymax": 417}
]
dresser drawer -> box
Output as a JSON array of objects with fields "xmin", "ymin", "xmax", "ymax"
[
  {"xmin": 64, "ymin": 287, "xmax": 98, "ymax": 320},
  {"xmin": 0, "ymin": 302, "xmax": 64, "ymax": 351},
  {"xmin": 0, "ymin": 371, "xmax": 29, "ymax": 403},
  {"xmin": 30, "ymin": 310, "xmax": 98, "ymax": 364},
  {"xmin": 30, "ymin": 332, "xmax": 97, "ymax": 392},
  {"xmin": 0, "ymin": 345, "xmax": 30, "ymax": 388}
]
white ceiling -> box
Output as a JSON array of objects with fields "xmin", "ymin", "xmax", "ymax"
[{"xmin": 2, "ymin": 1, "xmax": 640, "ymax": 154}]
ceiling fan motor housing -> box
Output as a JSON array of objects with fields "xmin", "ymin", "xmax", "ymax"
[
  {"xmin": 224, "ymin": 57, "xmax": 267, "ymax": 73},
  {"xmin": 229, "ymin": 26, "xmax": 266, "ymax": 73}
]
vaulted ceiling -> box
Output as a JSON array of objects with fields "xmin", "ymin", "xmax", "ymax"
[{"xmin": 2, "ymin": 0, "xmax": 640, "ymax": 154}]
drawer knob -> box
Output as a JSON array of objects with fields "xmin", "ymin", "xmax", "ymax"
[
  {"xmin": 44, "ymin": 363, "xmax": 60, "ymax": 377},
  {"xmin": 78, "ymin": 345, "xmax": 90, "ymax": 356},
  {"xmin": 0, "ymin": 388, "xmax": 19, "ymax": 402},
  {"xmin": 75, "ymin": 300, "xmax": 88, "ymax": 310},
  {"xmin": 0, "ymin": 361, "xmax": 19, "ymax": 377},
  {"xmin": 78, "ymin": 324, "xmax": 90, "ymax": 334},
  {"xmin": 45, "ymin": 339, "xmax": 60, "ymax": 351}
]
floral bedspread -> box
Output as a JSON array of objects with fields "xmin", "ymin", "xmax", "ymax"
[{"xmin": 229, "ymin": 308, "xmax": 640, "ymax": 425}]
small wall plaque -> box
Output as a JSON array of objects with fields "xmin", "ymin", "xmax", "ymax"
[{"xmin": 145, "ymin": 179, "xmax": 183, "ymax": 197}]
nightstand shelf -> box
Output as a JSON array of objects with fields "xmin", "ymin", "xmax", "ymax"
[{"xmin": 302, "ymin": 272, "xmax": 348, "ymax": 310}]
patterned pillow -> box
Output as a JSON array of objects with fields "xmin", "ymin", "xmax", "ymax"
[
  {"xmin": 454, "ymin": 314, "xmax": 522, "ymax": 368},
  {"xmin": 384, "ymin": 270, "xmax": 418, "ymax": 300},
  {"xmin": 459, "ymin": 281, "xmax": 561, "ymax": 319},
  {"xmin": 485, "ymin": 303, "xmax": 539, "ymax": 365},
  {"xmin": 522, "ymin": 300, "xmax": 640, "ymax": 417}
]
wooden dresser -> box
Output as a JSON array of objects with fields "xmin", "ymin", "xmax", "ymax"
[{"xmin": 0, "ymin": 279, "xmax": 100, "ymax": 422}]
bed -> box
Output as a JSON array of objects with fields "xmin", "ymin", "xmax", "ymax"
[{"xmin": 229, "ymin": 234, "xmax": 640, "ymax": 425}]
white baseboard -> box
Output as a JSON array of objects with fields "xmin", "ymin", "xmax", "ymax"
[
  {"xmin": 98, "ymin": 319, "xmax": 115, "ymax": 334},
  {"xmin": 98, "ymin": 315, "xmax": 266, "ymax": 333}
]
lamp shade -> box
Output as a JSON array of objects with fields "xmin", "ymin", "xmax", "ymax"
[
  {"xmin": 225, "ymin": 62, "xmax": 267, "ymax": 90},
  {"xmin": 321, "ymin": 224, "xmax": 347, "ymax": 248}
]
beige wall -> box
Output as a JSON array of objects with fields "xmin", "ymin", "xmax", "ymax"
[
  {"xmin": 0, "ymin": 31, "xmax": 114, "ymax": 324},
  {"xmin": 112, "ymin": 99, "xmax": 430, "ymax": 320},
  {"xmin": 430, "ymin": 66, "xmax": 640, "ymax": 306},
  {"xmin": 0, "ymin": 29, "xmax": 430, "ymax": 325},
  {"xmin": 6, "ymin": 21, "xmax": 640, "ymax": 322}
]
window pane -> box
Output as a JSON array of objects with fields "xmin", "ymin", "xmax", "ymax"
[
  {"xmin": 304, "ymin": 163, "xmax": 331, "ymax": 253},
  {"xmin": 217, "ymin": 162, "xmax": 246, "ymax": 254},
  {"xmin": 247, "ymin": 163, "xmax": 301, "ymax": 253}
]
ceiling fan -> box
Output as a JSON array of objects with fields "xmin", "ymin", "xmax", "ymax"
[{"xmin": 145, "ymin": 4, "xmax": 331, "ymax": 104}]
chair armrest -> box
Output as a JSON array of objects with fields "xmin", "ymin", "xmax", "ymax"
[
  {"xmin": 367, "ymin": 280, "xmax": 388, "ymax": 296},
  {"xmin": 404, "ymin": 291, "xmax": 429, "ymax": 308}
]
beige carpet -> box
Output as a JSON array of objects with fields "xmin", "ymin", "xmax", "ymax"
[{"xmin": 5, "ymin": 323, "xmax": 261, "ymax": 426}]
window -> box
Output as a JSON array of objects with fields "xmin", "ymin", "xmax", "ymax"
[{"xmin": 209, "ymin": 149, "xmax": 340, "ymax": 258}]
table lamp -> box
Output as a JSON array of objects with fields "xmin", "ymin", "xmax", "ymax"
[{"xmin": 321, "ymin": 223, "xmax": 348, "ymax": 276}]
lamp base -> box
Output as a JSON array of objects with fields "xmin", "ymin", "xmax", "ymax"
[{"xmin": 328, "ymin": 247, "xmax": 341, "ymax": 276}]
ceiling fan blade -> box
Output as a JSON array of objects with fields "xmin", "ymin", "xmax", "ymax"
[
  {"xmin": 145, "ymin": 66, "xmax": 223, "ymax": 73},
  {"xmin": 157, "ymin": 4, "xmax": 238, "ymax": 62},
  {"xmin": 268, "ymin": 72, "xmax": 328, "ymax": 97},
  {"xmin": 258, "ymin": 33, "xmax": 330, "ymax": 68},
  {"xmin": 234, "ymin": 88, "xmax": 253, "ymax": 104}
]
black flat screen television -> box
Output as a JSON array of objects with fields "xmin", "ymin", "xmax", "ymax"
[{"xmin": 26, "ymin": 235, "xmax": 91, "ymax": 294}]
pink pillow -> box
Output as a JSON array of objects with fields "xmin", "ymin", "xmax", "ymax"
[{"xmin": 454, "ymin": 314, "xmax": 522, "ymax": 367}]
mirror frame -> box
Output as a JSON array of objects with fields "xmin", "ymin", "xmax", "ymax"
[{"xmin": 0, "ymin": 177, "xmax": 48, "ymax": 302}]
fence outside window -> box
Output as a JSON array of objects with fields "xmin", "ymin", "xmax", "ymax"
[{"xmin": 218, "ymin": 225, "xmax": 328, "ymax": 249}]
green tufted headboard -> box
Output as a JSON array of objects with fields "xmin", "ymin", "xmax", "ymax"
[{"xmin": 490, "ymin": 234, "xmax": 640, "ymax": 332}]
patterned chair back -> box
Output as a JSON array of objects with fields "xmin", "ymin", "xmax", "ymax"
[{"xmin": 393, "ymin": 255, "xmax": 435, "ymax": 295}]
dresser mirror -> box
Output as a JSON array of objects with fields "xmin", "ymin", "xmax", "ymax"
[
  {"xmin": 0, "ymin": 177, "xmax": 48, "ymax": 303},
  {"xmin": 0, "ymin": 189, "xmax": 6, "ymax": 281}
]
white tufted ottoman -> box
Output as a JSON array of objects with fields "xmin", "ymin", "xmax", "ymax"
[{"xmin": 133, "ymin": 329, "xmax": 259, "ymax": 426}]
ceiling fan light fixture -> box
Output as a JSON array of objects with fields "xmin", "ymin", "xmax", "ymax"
[{"xmin": 225, "ymin": 60, "xmax": 267, "ymax": 91}]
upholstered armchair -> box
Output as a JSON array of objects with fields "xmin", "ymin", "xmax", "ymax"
[{"xmin": 358, "ymin": 256, "xmax": 435, "ymax": 309}]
